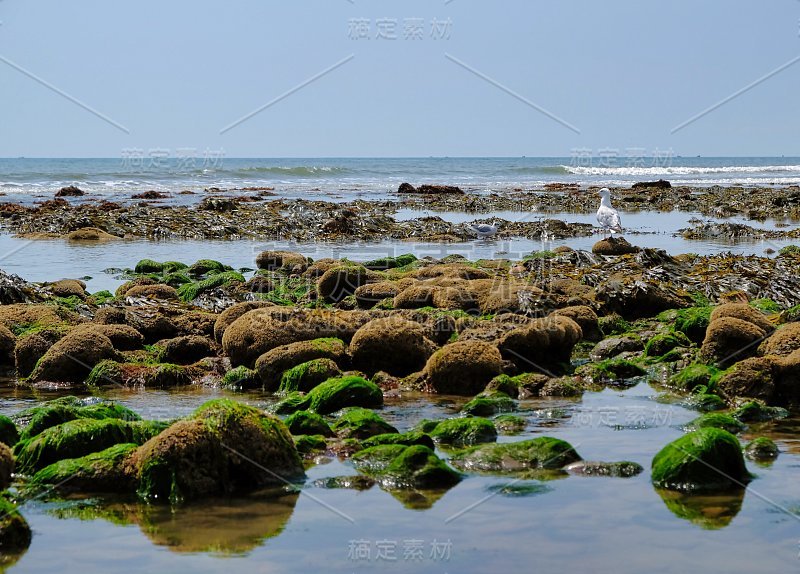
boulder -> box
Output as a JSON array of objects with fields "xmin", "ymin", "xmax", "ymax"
[
  {"xmin": 498, "ymin": 315, "xmax": 582, "ymax": 373},
  {"xmin": 66, "ymin": 227, "xmax": 119, "ymax": 241},
  {"xmin": 125, "ymin": 284, "xmax": 179, "ymax": 300},
  {"xmin": 277, "ymin": 358, "xmax": 342, "ymax": 393},
  {"xmin": 46, "ymin": 279, "xmax": 87, "ymax": 299},
  {"xmin": 759, "ymin": 322, "xmax": 800, "ymax": 356},
  {"xmin": 55, "ymin": 185, "xmax": 84, "ymax": 197},
  {"xmin": 331, "ymin": 407, "xmax": 398, "ymax": 439},
  {"xmin": 283, "ymin": 411, "xmax": 334, "ymax": 437},
  {"xmin": 592, "ymin": 237, "xmax": 640, "ymax": 256},
  {"xmin": 716, "ymin": 356, "xmax": 776, "ymax": 404},
  {"xmin": 632, "ymin": 179, "xmax": 671, "ymax": 189},
  {"xmin": 30, "ymin": 443, "xmax": 137, "ymax": 492},
  {"xmin": 155, "ymin": 335, "xmax": 216, "ymax": 365},
  {"xmin": 744, "ymin": 437, "xmax": 779, "ymax": 462},
  {"xmin": 590, "ymin": 336, "xmax": 643, "ymax": 360},
  {"xmin": 349, "ymin": 317, "xmax": 437, "ymax": 377},
  {"xmin": 424, "ymin": 341, "xmax": 503, "ymax": 396},
  {"xmin": 429, "ymin": 417, "xmax": 497, "ymax": 446},
  {"xmin": 317, "ymin": 265, "xmax": 376, "ymax": 303},
  {"xmin": 0, "ymin": 415, "xmax": 18, "ymax": 447},
  {"xmin": 212, "ymin": 300, "xmax": 274, "ymax": 343},
  {"xmin": 450, "ymin": 437, "xmax": 581, "ymax": 473},
  {"xmin": 352, "ymin": 445, "xmax": 461, "ymax": 489},
  {"xmin": 710, "ymin": 303, "xmax": 774, "ymax": 333},
  {"xmin": 29, "ymin": 329, "xmax": 119, "ymax": 383},
  {"xmin": 0, "ymin": 495, "xmax": 31, "ymax": 559},
  {"xmin": 255, "ymin": 338, "xmax": 348, "ymax": 389},
  {"xmin": 551, "ymin": 306, "xmax": 601, "ymax": 341},
  {"xmin": 700, "ymin": 317, "xmax": 766, "ymax": 368},
  {"xmin": 0, "ymin": 443, "xmax": 13, "ymax": 489},
  {"xmin": 255, "ymin": 251, "xmax": 309, "ymax": 272}
]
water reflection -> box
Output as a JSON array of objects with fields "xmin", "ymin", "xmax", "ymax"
[
  {"xmin": 49, "ymin": 490, "xmax": 299, "ymax": 555},
  {"xmin": 656, "ymin": 488, "xmax": 745, "ymax": 530}
]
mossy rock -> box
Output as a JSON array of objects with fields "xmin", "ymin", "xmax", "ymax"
[
  {"xmin": 30, "ymin": 443, "xmax": 138, "ymax": 492},
  {"xmin": 221, "ymin": 366, "xmax": 261, "ymax": 389},
  {"xmin": 0, "ymin": 494, "xmax": 32, "ymax": 560},
  {"xmin": 362, "ymin": 431, "xmax": 434, "ymax": 450},
  {"xmin": 134, "ymin": 259, "xmax": 167, "ymax": 274},
  {"xmin": 353, "ymin": 444, "xmax": 461, "ymax": 489},
  {"xmin": 732, "ymin": 401, "xmax": 788, "ymax": 423},
  {"xmin": 686, "ymin": 413, "xmax": 745, "ymax": 434},
  {"xmin": 450, "ymin": 437, "xmax": 581, "ymax": 473},
  {"xmin": 598, "ymin": 314, "xmax": 630, "ymax": 337},
  {"xmin": 177, "ymin": 271, "xmax": 245, "ymax": 302},
  {"xmin": 564, "ymin": 460, "xmax": 644, "ymax": 478},
  {"xmin": 187, "ymin": 259, "xmax": 230, "ymax": 276},
  {"xmin": 0, "ymin": 415, "xmax": 19, "ymax": 447},
  {"xmin": 278, "ymin": 358, "xmax": 342, "ymax": 394},
  {"xmin": 255, "ymin": 337, "xmax": 348, "ymax": 388},
  {"xmin": 750, "ymin": 298, "xmax": 781, "ymax": 314},
  {"xmin": 429, "ymin": 417, "xmax": 498, "ymax": 447},
  {"xmin": 351, "ymin": 444, "xmax": 408, "ymax": 472},
  {"xmin": 331, "ymin": 407, "xmax": 398, "ymax": 439},
  {"xmin": 579, "ymin": 359, "xmax": 646, "ymax": 383},
  {"xmin": 132, "ymin": 399, "xmax": 304, "ymax": 503},
  {"xmin": 460, "ymin": 392, "xmax": 516, "ymax": 417},
  {"xmin": 668, "ymin": 306, "xmax": 712, "ymax": 344},
  {"xmin": 272, "ymin": 391, "xmax": 312, "ymax": 415},
  {"xmin": 493, "ymin": 414, "xmax": 526, "ymax": 434},
  {"xmin": 362, "ymin": 254, "xmax": 417, "ymax": 271},
  {"xmin": 15, "ymin": 418, "xmax": 166, "ymax": 474},
  {"xmin": 0, "ymin": 443, "xmax": 13, "ymax": 489},
  {"xmin": 671, "ymin": 363, "xmax": 721, "ymax": 392},
  {"xmin": 17, "ymin": 401, "xmax": 141, "ymax": 442},
  {"xmin": 284, "ymin": 410, "xmax": 334, "ymax": 437},
  {"xmin": 685, "ymin": 393, "xmax": 726, "ymax": 412},
  {"xmin": 651, "ymin": 428, "xmax": 750, "ymax": 492},
  {"xmin": 294, "ymin": 434, "xmax": 328, "ymax": 455},
  {"xmin": 744, "ymin": 437, "xmax": 779, "ymax": 462},
  {"xmin": 304, "ymin": 376, "xmax": 383, "ymax": 415},
  {"xmin": 645, "ymin": 331, "xmax": 691, "ymax": 357}
]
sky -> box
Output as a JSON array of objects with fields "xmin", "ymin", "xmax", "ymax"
[{"xmin": 0, "ymin": 0, "xmax": 799, "ymax": 158}]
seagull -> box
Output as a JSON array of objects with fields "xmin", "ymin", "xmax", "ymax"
[
  {"xmin": 596, "ymin": 188, "xmax": 622, "ymax": 237},
  {"xmin": 469, "ymin": 220, "xmax": 499, "ymax": 239}
]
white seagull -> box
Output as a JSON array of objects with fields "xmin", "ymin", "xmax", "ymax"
[
  {"xmin": 596, "ymin": 188, "xmax": 622, "ymax": 237},
  {"xmin": 469, "ymin": 220, "xmax": 499, "ymax": 239}
]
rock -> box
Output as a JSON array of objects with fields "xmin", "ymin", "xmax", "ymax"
[
  {"xmin": 733, "ymin": 401, "xmax": 787, "ymax": 423},
  {"xmin": 450, "ymin": 437, "xmax": 581, "ymax": 473},
  {"xmin": 255, "ymin": 250, "xmax": 309, "ymax": 272},
  {"xmin": 429, "ymin": 417, "xmax": 497, "ymax": 446},
  {"xmin": 460, "ymin": 392, "xmax": 516, "ymax": 416},
  {"xmin": 551, "ymin": 305, "xmax": 601, "ymax": 341},
  {"xmin": 362, "ymin": 254, "xmax": 417, "ymax": 271},
  {"xmin": 397, "ymin": 182, "xmax": 417, "ymax": 193},
  {"xmin": 700, "ymin": 317, "xmax": 766, "ymax": 368},
  {"xmin": 212, "ymin": 300, "xmax": 274, "ymax": 343},
  {"xmin": 632, "ymin": 179, "xmax": 671, "ymax": 189},
  {"xmin": 14, "ymin": 418, "xmax": 165, "ymax": 474},
  {"xmin": 595, "ymin": 276, "xmax": 691, "ymax": 320},
  {"xmin": 759, "ymin": 322, "xmax": 800, "ymax": 356},
  {"xmin": 598, "ymin": 313, "xmax": 631, "ymax": 337},
  {"xmin": 244, "ymin": 275, "xmax": 273, "ymax": 294},
  {"xmin": 644, "ymin": 331, "xmax": 692, "ymax": 357},
  {"xmin": 255, "ymin": 337, "xmax": 348, "ymax": 389},
  {"xmin": 155, "ymin": 335, "xmax": 215, "ymax": 365},
  {"xmin": 651, "ymin": 428, "xmax": 750, "ymax": 492},
  {"xmin": 317, "ymin": 265, "xmax": 375, "ymax": 303},
  {"xmin": 354, "ymin": 281, "xmax": 405, "ymax": 308},
  {"xmin": 332, "ymin": 407, "xmax": 398, "ymax": 439},
  {"xmin": 187, "ymin": 259, "xmax": 229, "ymax": 277},
  {"xmin": 66, "ymin": 227, "xmax": 120, "ymax": 241},
  {"xmin": 116, "ymin": 277, "xmax": 158, "ymax": 297},
  {"xmin": 774, "ymin": 350, "xmax": 800, "ymax": 405},
  {"xmin": 710, "ymin": 303, "xmax": 774, "ymax": 333},
  {"xmin": 278, "ymin": 358, "xmax": 342, "ymax": 393},
  {"xmin": 564, "ymin": 460, "xmax": 644, "ymax": 478},
  {"xmin": 283, "ymin": 411, "xmax": 334, "ymax": 437},
  {"xmin": 93, "ymin": 307, "xmax": 127, "ymax": 325},
  {"xmin": 0, "ymin": 443, "xmax": 13, "ymax": 489},
  {"xmin": 670, "ymin": 363, "xmax": 720, "ymax": 391},
  {"xmin": 221, "ymin": 366, "xmax": 260, "ymax": 389},
  {"xmin": 352, "ymin": 445, "xmax": 461, "ymax": 489},
  {"xmin": 592, "ymin": 236, "xmax": 640, "ymax": 256},
  {"xmin": 222, "ymin": 308, "xmax": 369, "ymax": 368},
  {"xmin": 73, "ymin": 324, "xmax": 145, "ymax": 351},
  {"xmin": 125, "ymin": 309, "xmax": 178, "ymax": 343},
  {"xmin": 0, "ymin": 415, "xmax": 18, "ymax": 447},
  {"xmin": 130, "ymin": 399, "xmax": 304, "ymax": 503},
  {"xmin": 362, "ymin": 431, "xmax": 435, "ymax": 450},
  {"xmin": 493, "ymin": 414, "xmax": 526, "ymax": 434},
  {"xmin": 424, "ymin": 341, "xmax": 503, "ymax": 396},
  {"xmin": 55, "ymin": 185, "xmax": 84, "ymax": 197},
  {"xmin": 744, "ymin": 437, "xmax": 779, "ymax": 462},
  {"xmin": 46, "ymin": 279, "xmax": 87, "ymax": 299},
  {"xmin": 670, "ymin": 306, "xmax": 712, "ymax": 344},
  {"xmin": 0, "ymin": 495, "xmax": 32, "ymax": 559},
  {"xmin": 29, "ymin": 329, "xmax": 119, "ymax": 384},
  {"xmin": 275, "ymin": 375, "xmax": 383, "ymax": 416},
  {"xmin": 294, "ymin": 435, "xmax": 328, "ymax": 455},
  {"xmin": 125, "ymin": 284, "xmax": 179, "ymax": 300},
  {"xmin": 30, "ymin": 443, "xmax": 137, "ymax": 492},
  {"xmin": 715, "ymin": 357, "xmax": 776, "ymax": 404},
  {"xmin": 686, "ymin": 413, "xmax": 745, "ymax": 434},
  {"xmin": 498, "ymin": 315, "xmax": 582, "ymax": 373},
  {"xmin": 350, "ymin": 317, "xmax": 437, "ymax": 377},
  {"xmin": 132, "ymin": 190, "xmax": 168, "ymax": 200},
  {"xmin": 0, "ymin": 324, "xmax": 16, "ymax": 368},
  {"xmin": 590, "ymin": 336, "xmax": 643, "ymax": 360},
  {"xmin": 576, "ymin": 359, "xmax": 646, "ymax": 384},
  {"xmin": 14, "ymin": 333, "xmax": 55, "ymax": 378}
]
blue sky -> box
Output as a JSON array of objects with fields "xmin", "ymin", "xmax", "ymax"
[{"xmin": 1, "ymin": 0, "xmax": 799, "ymax": 157}]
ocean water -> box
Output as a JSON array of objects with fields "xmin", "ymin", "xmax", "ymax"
[{"xmin": 1, "ymin": 157, "xmax": 800, "ymax": 202}]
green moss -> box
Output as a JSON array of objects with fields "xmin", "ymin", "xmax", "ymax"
[
  {"xmin": 163, "ymin": 272, "xmax": 192, "ymax": 287},
  {"xmin": 221, "ymin": 366, "xmax": 261, "ymax": 389},
  {"xmin": 687, "ymin": 413, "xmax": 745, "ymax": 434},
  {"xmin": 671, "ymin": 363, "xmax": 721, "ymax": 392},
  {"xmin": 278, "ymin": 358, "xmax": 341, "ymax": 394},
  {"xmin": 651, "ymin": 428, "xmax": 750, "ymax": 492},
  {"xmin": 429, "ymin": 417, "xmax": 497, "ymax": 446},
  {"xmin": 362, "ymin": 431, "xmax": 434, "ymax": 449},
  {"xmin": 86, "ymin": 359, "xmax": 125, "ymax": 387},
  {"xmin": 305, "ymin": 376, "xmax": 384, "ymax": 415},
  {"xmin": 524, "ymin": 250, "xmax": 557, "ymax": 260},
  {"xmin": 284, "ymin": 410, "xmax": 334, "ymax": 437},
  {"xmin": 581, "ymin": 359, "xmax": 647, "ymax": 381},
  {"xmin": 779, "ymin": 244, "xmax": 800, "ymax": 256},
  {"xmin": 733, "ymin": 401, "xmax": 789, "ymax": 423},
  {"xmin": 598, "ymin": 314, "xmax": 630, "ymax": 337},
  {"xmin": 293, "ymin": 434, "xmax": 327, "ymax": 455},
  {"xmin": 450, "ymin": 437, "xmax": 581, "ymax": 473},
  {"xmin": 187, "ymin": 259, "xmax": 231, "ymax": 276},
  {"xmin": 29, "ymin": 443, "xmax": 138, "ymax": 490},
  {"xmin": 380, "ymin": 445, "xmax": 461, "ymax": 489},
  {"xmin": 135, "ymin": 259, "xmax": 166, "ymax": 273},
  {"xmin": 493, "ymin": 414, "xmax": 526, "ymax": 435},
  {"xmin": 15, "ymin": 418, "xmax": 165, "ymax": 474},
  {"xmin": 272, "ymin": 391, "xmax": 312, "ymax": 415},
  {"xmin": 352, "ymin": 444, "xmax": 409, "ymax": 472},
  {"xmin": 671, "ymin": 306, "xmax": 712, "ymax": 343},
  {"xmin": 331, "ymin": 407, "xmax": 397, "ymax": 439},
  {"xmin": 0, "ymin": 415, "xmax": 19, "ymax": 447},
  {"xmin": 0, "ymin": 493, "xmax": 32, "ymax": 555},
  {"xmin": 460, "ymin": 392, "xmax": 516, "ymax": 417},
  {"xmin": 362, "ymin": 253, "xmax": 417, "ymax": 270},
  {"xmin": 685, "ymin": 393, "xmax": 726, "ymax": 412},
  {"xmin": 744, "ymin": 437, "xmax": 779, "ymax": 461},
  {"xmin": 644, "ymin": 331, "xmax": 692, "ymax": 357},
  {"xmin": 177, "ymin": 271, "xmax": 245, "ymax": 301},
  {"xmin": 17, "ymin": 400, "xmax": 141, "ymax": 442},
  {"xmin": 259, "ymin": 277, "xmax": 312, "ymax": 306},
  {"xmin": 750, "ymin": 298, "xmax": 781, "ymax": 313},
  {"xmin": 86, "ymin": 290, "xmax": 115, "ymax": 305}
]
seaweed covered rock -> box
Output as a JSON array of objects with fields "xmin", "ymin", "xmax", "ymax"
[
  {"xmin": 644, "ymin": 331, "xmax": 692, "ymax": 358},
  {"xmin": 744, "ymin": 437, "xmax": 779, "ymax": 462},
  {"xmin": 552, "ymin": 305, "xmax": 601, "ymax": 341},
  {"xmin": 0, "ymin": 324, "xmax": 16, "ymax": 368},
  {"xmin": 759, "ymin": 322, "xmax": 800, "ymax": 357},
  {"xmin": 125, "ymin": 284, "xmax": 179, "ymax": 301},
  {"xmin": 0, "ymin": 494, "xmax": 32, "ymax": 560},
  {"xmin": 332, "ymin": 407, "xmax": 398, "ymax": 439},
  {"xmin": 350, "ymin": 317, "xmax": 437, "ymax": 377},
  {"xmin": 15, "ymin": 418, "xmax": 165, "ymax": 474},
  {"xmin": 670, "ymin": 363, "xmax": 720, "ymax": 391},
  {"xmin": 71, "ymin": 324, "xmax": 145, "ymax": 352},
  {"xmin": 0, "ymin": 442, "xmax": 13, "ymax": 489},
  {"xmin": 255, "ymin": 250, "xmax": 309, "ymax": 272},
  {"xmin": 498, "ymin": 315, "xmax": 582, "ymax": 373},
  {"xmin": 29, "ymin": 329, "xmax": 119, "ymax": 383},
  {"xmin": 278, "ymin": 358, "xmax": 342, "ymax": 393},
  {"xmin": 130, "ymin": 399, "xmax": 304, "ymax": 503},
  {"xmin": 715, "ymin": 356, "xmax": 776, "ymax": 404},
  {"xmin": 450, "ymin": 437, "xmax": 581, "ymax": 473},
  {"xmin": 429, "ymin": 417, "xmax": 497, "ymax": 446},
  {"xmin": 221, "ymin": 365, "xmax": 261, "ymax": 389},
  {"xmin": 213, "ymin": 300, "xmax": 275, "ymax": 343},
  {"xmin": 700, "ymin": 317, "xmax": 766, "ymax": 368},
  {"xmin": 460, "ymin": 392, "xmax": 516, "ymax": 416},
  {"xmin": 424, "ymin": 341, "xmax": 503, "ymax": 396},
  {"xmin": 592, "ymin": 237, "xmax": 640, "ymax": 256},
  {"xmin": 595, "ymin": 275, "xmax": 690, "ymax": 319},
  {"xmin": 275, "ymin": 376, "xmax": 384, "ymax": 415},
  {"xmin": 317, "ymin": 265, "xmax": 375, "ymax": 303},
  {"xmin": 16, "ymin": 399, "xmax": 141, "ymax": 441},
  {"xmin": 0, "ymin": 415, "xmax": 19, "ymax": 447},
  {"xmin": 671, "ymin": 306, "xmax": 712, "ymax": 343},
  {"xmin": 709, "ymin": 303, "xmax": 774, "ymax": 334},
  {"xmin": 353, "ymin": 445, "xmax": 461, "ymax": 489},
  {"xmin": 255, "ymin": 338, "xmax": 348, "ymax": 389},
  {"xmin": 283, "ymin": 410, "xmax": 334, "ymax": 437},
  {"xmin": 362, "ymin": 431, "xmax": 435, "ymax": 449},
  {"xmin": 773, "ymin": 349, "xmax": 800, "ymax": 406},
  {"xmin": 564, "ymin": 460, "xmax": 644, "ymax": 478},
  {"xmin": 686, "ymin": 413, "xmax": 745, "ymax": 434},
  {"xmin": 30, "ymin": 443, "xmax": 138, "ymax": 492},
  {"xmin": 651, "ymin": 428, "xmax": 750, "ymax": 492},
  {"xmin": 155, "ymin": 335, "xmax": 216, "ymax": 365}
]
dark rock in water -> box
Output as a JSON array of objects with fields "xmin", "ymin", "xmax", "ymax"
[
  {"xmin": 397, "ymin": 182, "xmax": 417, "ymax": 193},
  {"xmin": 592, "ymin": 236, "xmax": 640, "ymax": 256},
  {"xmin": 55, "ymin": 185, "xmax": 84, "ymax": 197},
  {"xmin": 131, "ymin": 190, "xmax": 168, "ymax": 200},
  {"xmin": 590, "ymin": 336, "xmax": 643, "ymax": 360},
  {"xmin": 651, "ymin": 428, "xmax": 750, "ymax": 492},
  {"xmin": 0, "ymin": 494, "xmax": 32, "ymax": 560},
  {"xmin": 632, "ymin": 179, "xmax": 671, "ymax": 189},
  {"xmin": 450, "ymin": 437, "xmax": 581, "ymax": 473},
  {"xmin": 155, "ymin": 335, "xmax": 216, "ymax": 365},
  {"xmin": 0, "ymin": 443, "xmax": 13, "ymax": 489},
  {"xmin": 429, "ymin": 417, "xmax": 498, "ymax": 446},
  {"xmin": 398, "ymin": 183, "xmax": 464, "ymax": 195},
  {"xmin": 198, "ymin": 197, "xmax": 238, "ymax": 211},
  {"xmin": 564, "ymin": 460, "xmax": 643, "ymax": 478},
  {"xmin": 0, "ymin": 269, "xmax": 43, "ymax": 304},
  {"xmin": 352, "ymin": 444, "xmax": 461, "ymax": 489},
  {"xmin": 331, "ymin": 407, "xmax": 398, "ymax": 439},
  {"xmin": 744, "ymin": 437, "xmax": 779, "ymax": 462}
]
